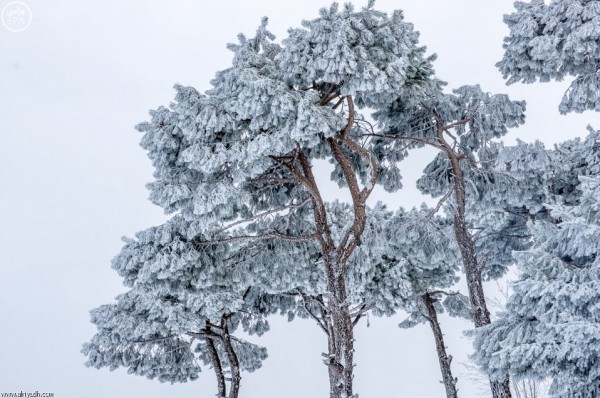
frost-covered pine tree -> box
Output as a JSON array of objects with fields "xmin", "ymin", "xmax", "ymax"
[
  {"xmin": 471, "ymin": 175, "xmax": 600, "ymax": 398},
  {"xmin": 84, "ymin": 2, "xmax": 438, "ymax": 397},
  {"xmin": 498, "ymin": 0, "xmax": 600, "ymax": 113},
  {"xmin": 387, "ymin": 207, "xmax": 468, "ymax": 398},
  {"xmin": 373, "ymin": 83, "xmax": 527, "ymax": 398},
  {"xmin": 82, "ymin": 216, "xmax": 299, "ymax": 398}
]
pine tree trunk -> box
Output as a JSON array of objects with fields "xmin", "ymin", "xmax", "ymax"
[
  {"xmin": 296, "ymin": 138, "xmax": 359, "ymax": 398},
  {"xmin": 448, "ymin": 154, "xmax": 512, "ymax": 398},
  {"xmin": 325, "ymin": 259, "xmax": 355, "ymax": 398},
  {"xmin": 205, "ymin": 334, "xmax": 227, "ymax": 398},
  {"xmin": 490, "ymin": 379, "xmax": 513, "ymax": 398},
  {"xmin": 221, "ymin": 318, "xmax": 241, "ymax": 398},
  {"xmin": 421, "ymin": 292, "xmax": 459, "ymax": 398}
]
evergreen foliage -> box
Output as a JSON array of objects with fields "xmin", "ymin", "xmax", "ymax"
[
  {"xmin": 498, "ymin": 0, "xmax": 600, "ymax": 113},
  {"xmin": 472, "ymin": 175, "xmax": 600, "ymax": 398}
]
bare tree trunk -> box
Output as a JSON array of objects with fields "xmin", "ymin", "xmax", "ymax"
[
  {"xmin": 421, "ymin": 292, "xmax": 459, "ymax": 398},
  {"xmin": 220, "ymin": 317, "xmax": 241, "ymax": 398},
  {"xmin": 205, "ymin": 332, "xmax": 227, "ymax": 398},
  {"xmin": 447, "ymin": 152, "xmax": 512, "ymax": 398}
]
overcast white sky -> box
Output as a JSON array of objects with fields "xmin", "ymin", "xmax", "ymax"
[{"xmin": 0, "ymin": 1, "xmax": 594, "ymax": 397}]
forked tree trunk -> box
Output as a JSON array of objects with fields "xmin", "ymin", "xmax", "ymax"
[
  {"xmin": 221, "ymin": 318, "xmax": 241, "ymax": 398},
  {"xmin": 205, "ymin": 334, "xmax": 227, "ymax": 398},
  {"xmin": 201, "ymin": 320, "xmax": 242, "ymax": 398},
  {"xmin": 286, "ymin": 94, "xmax": 369, "ymax": 398},
  {"xmin": 421, "ymin": 292, "xmax": 458, "ymax": 398}
]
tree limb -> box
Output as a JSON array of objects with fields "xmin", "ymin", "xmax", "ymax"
[
  {"xmin": 215, "ymin": 199, "xmax": 311, "ymax": 233},
  {"xmin": 196, "ymin": 230, "xmax": 318, "ymax": 246}
]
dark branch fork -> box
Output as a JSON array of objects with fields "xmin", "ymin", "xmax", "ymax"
[
  {"xmin": 265, "ymin": 91, "xmax": 379, "ymax": 397},
  {"xmin": 329, "ymin": 96, "xmax": 379, "ymax": 266}
]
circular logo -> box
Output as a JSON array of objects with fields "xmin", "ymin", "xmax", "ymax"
[{"xmin": 2, "ymin": 1, "xmax": 32, "ymax": 32}]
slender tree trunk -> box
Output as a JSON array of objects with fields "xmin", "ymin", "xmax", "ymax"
[
  {"xmin": 421, "ymin": 292, "xmax": 459, "ymax": 398},
  {"xmin": 205, "ymin": 333, "xmax": 227, "ymax": 398},
  {"xmin": 221, "ymin": 318, "xmax": 241, "ymax": 398},
  {"xmin": 448, "ymin": 153, "xmax": 512, "ymax": 398}
]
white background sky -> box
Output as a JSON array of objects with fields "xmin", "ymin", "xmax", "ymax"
[{"xmin": 0, "ymin": 1, "xmax": 594, "ymax": 397}]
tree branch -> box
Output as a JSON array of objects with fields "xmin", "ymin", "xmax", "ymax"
[
  {"xmin": 295, "ymin": 148, "xmax": 337, "ymax": 255},
  {"xmin": 329, "ymin": 136, "xmax": 365, "ymax": 263},
  {"xmin": 196, "ymin": 230, "xmax": 318, "ymax": 246},
  {"xmin": 215, "ymin": 199, "xmax": 311, "ymax": 233},
  {"xmin": 342, "ymin": 135, "xmax": 378, "ymax": 200},
  {"xmin": 442, "ymin": 116, "xmax": 473, "ymax": 132},
  {"xmin": 131, "ymin": 335, "xmax": 177, "ymax": 344},
  {"xmin": 427, "ymin": 187, "xmax": 453, "ymax": 220},
  {"xmin": 359, "ymin": 133, "xmax": 445, "ymax": 151},
  {"xmin": 268, "ymin": 155, "xmax": 310, "ymax": 187},
  {"xmin": 340, "ymin": 96, "xmax": 355, "ymax": 139},
  {"xmin": 351, "ymin": 302, "xmax": 373, "ymax": 327},
  {"xmin": 319, "ymin": 84, "xmax": 339, "ymax": 106},
  {"xmin": 296, "ymin": 289, "xmax": 330, "ymax": 335}
]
